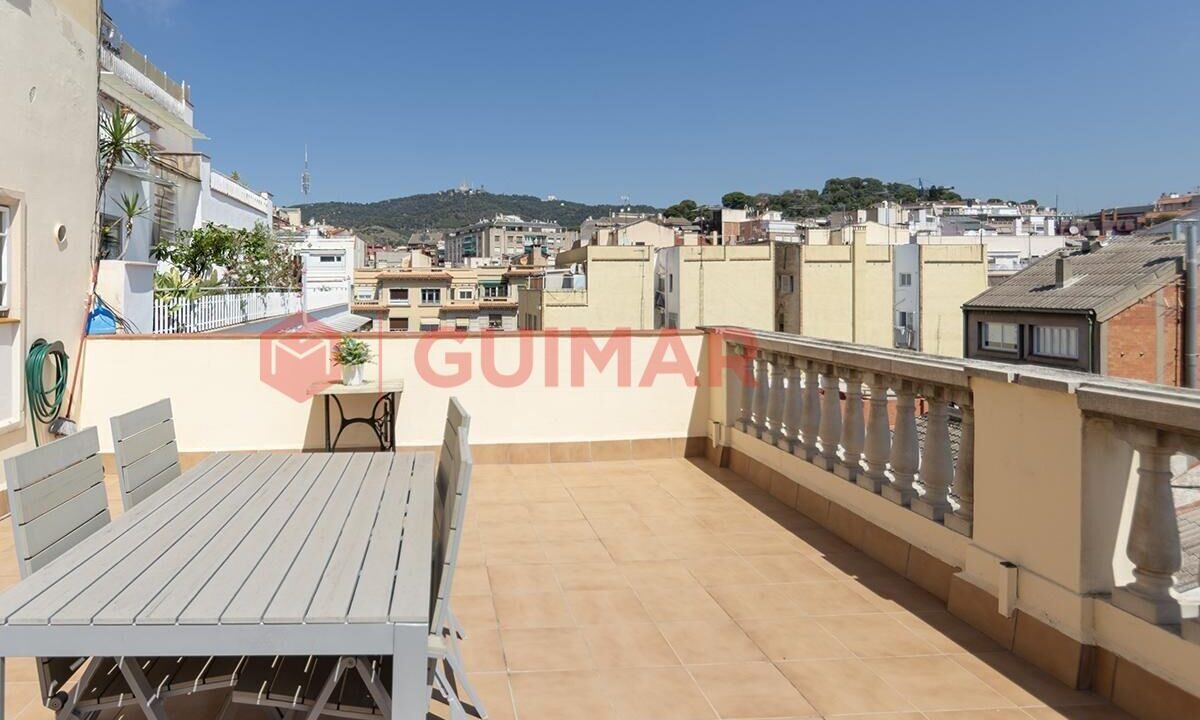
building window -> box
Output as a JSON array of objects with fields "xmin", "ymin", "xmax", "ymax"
[
  {"xmin": 388, "ymin": 288, "xmax": 409, "ymax": 305},
  {"xmin": 318, "ymin": 255, "xmax": 338, "ymax": 263},
  {"xmin": 897, "ymin": 311, "xmax": 912, "ymax": 328},
  {"xmin": 1033, "ymin": 325, "xmax": 1079, "ymax": 360},
  {"xmin": 389, "ymin": 317, "xmax": 409, "ymax": 332},
  {"xmin": 482, "ymin": 283, "xmax": 508, "ymax": 299},
  {"xmin": 0, "ymin": 206, "xmax": 9, "ymax": 311},
  {"xmin": 488, "ymin": 314, "xmax": 504, "ymax": 330},
  {"xmin": 420, "ymin": 319, "xmax": 440, "ymax": 332},
  {"xmin": 668, "ymin": 274, "xmax": 674, "ymax": 293},
  {"xmin": 354, "ymin": 285, "xmax": 377, "ymax": 301},
  {"xmin": 457, "ymin": 288, "xmax": 475, "ymax": 301},
  {"xmin": 421, "ymin": 288, "xmax": 442, "ymax": 305},
  {"xmin": 898, "ymin": 273, "xmax": 913, "ymax": 287},
  {"xmin": 99, "ymin": 213, "xmax": 123, "ymax": 260},
  {"xmin": 980, "ymin": 322, "xmax": 1019, "ymax": 353}
]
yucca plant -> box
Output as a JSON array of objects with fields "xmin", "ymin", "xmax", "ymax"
[{"xmin": 98, "ymin": 109, "xmax": 153, "ymax": 198}]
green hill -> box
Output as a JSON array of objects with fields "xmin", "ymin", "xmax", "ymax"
[{"xmin": 297, "ymin": 190, "xmax": 659, "ymax": 245}]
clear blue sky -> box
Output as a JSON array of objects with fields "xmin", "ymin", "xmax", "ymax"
[{"xmin": 108, "ymin": 0, "xmax": 1199, "ymax": 212}]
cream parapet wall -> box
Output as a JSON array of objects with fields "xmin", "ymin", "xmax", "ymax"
[{"xmin": 78, "ymin": 332, "xmax": 711, "ymax": 452}]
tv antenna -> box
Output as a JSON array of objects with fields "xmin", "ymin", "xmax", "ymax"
[{"xmin": 301, "ymin": 145, "xmax": 311, "ymax": 198}]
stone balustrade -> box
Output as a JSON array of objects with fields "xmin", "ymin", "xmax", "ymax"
[
  {"xmin": 723, "ymin": 329, "xmax": 977, "ymax": 536},
  {"xmin": 1075, "ymin": 383, "xmax": 1200, "ymax": 636}
]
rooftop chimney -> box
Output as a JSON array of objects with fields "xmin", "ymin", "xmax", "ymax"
[{"xmin": 1055, "ymin": 252, "xmax": 1074, "ymax": 288}]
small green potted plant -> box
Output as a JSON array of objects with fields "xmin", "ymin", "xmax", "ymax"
[{"xmin": 332, "ymin": 336, "xmax": 373, "ymax": 386}]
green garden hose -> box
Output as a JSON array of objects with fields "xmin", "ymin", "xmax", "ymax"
[{"xmin": 25, "ymin": 340, "xmax": 69, "ymax": 447}]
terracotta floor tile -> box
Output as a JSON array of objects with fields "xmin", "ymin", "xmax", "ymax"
[
  {"xmin": 544, "ymin": 539, "xmax": 612, "ymax": 564},
  {"xmin": 642, "ymin": 512, "xmax": 712, "ymax": 536},
  {"xmin": 580, "ymin": 622, "xmax": 680, "ymax": 668},
  {"xmin": 602, "ymin": 666, "xmax": 717, "ymax": 720},
  {"xmin": 737, "ymin": 616, "xmax": 853, "ymax": 661},
  {"xmin": 688, "ymin": 662, "xmax": 816, "ymax": 718},
  {"xmin": 950, "ymin": 652, "xmax": 1108, "ymax": 708},
  {"xmin": 487, "ymin": 562, "xmax": 559, "ymax": 595},
  {"xmin": 815, "ymin": 614, "xmax": 942, "ymax": 657},
  {"xmin": 519, "ymin": 485, "xmax": 574, "ymax": 503},
  {"xmin": 636, "ymin": 583, "xmax": 729, "ymax": 623},
  {"xmin": 461, "ymin": 672, "xmax": 515, "ymax": 720},
  {"xmin": 525, "ymin": 501, "xmax": 585, "ymax": 522},
  {"xmin": 1022, "ymin": 706, "xmax": 1135, "ymax": 719},
  {"xmin": 501, "ymin": 627, "xmax": 594, "ymax": 671},
  {"xmin": 492, "ymin": 591, "xmax": 575, "ymax": 629},
  {"xmin": 472, "ymin": 503, "xmax": 531, "ymax": 522},
  {"xmin": 451, "ymin": 593, "xmax": 497, "ymax": 630},
  {"xmin": 509, "ymin": 670, "xmax": 616, "ymax": 720},
  {"xmin": 564, "ymin": 588, "xmax": 651, "ymax": 625},
  {"xmin": 570, "ymin": 485, "xmax": 629, "ymax": 503},
  {"xmin": 485, "ymin": 541, "xmax": 549, "ymax": 566},
  {"xmin": 743, "ymin": 553, "xmax": 838, "ymax": 583},
  {"xmin": 535, "ymin": 519, "xmax": 598, "ymax": 542},
  {"xmin": 656, "ymin": 534, "xmax": 739, "ymax": 559},
  {"xmin": 621, "ymin": 560, "xmax": 702, "ymax": 588},
  {"xmin": 776, "ymin": 658, "xmax": 915, "ymax": 715},
  {"xmin": 458, "ymin": 626, "xmax": 506, "ymax": 673},
  {"xmin": 658, "ymin": 619, "xmax": 766, "ymax": 664},
  {"xmin": 601, "ymin": 536, "xmax": 680, "ymax": 562},
  {"xmin": 684, "ymin": 556, "xmax": 768, "ymax": 587},
  {"xmin": 896, "ymin": 611, "xmax": 1002, "ymax": 654},
  {"xmin": 554, "ymin": 562, "xmax": 629, "ymax": 591},
  {"xmin": 863, "ymin": 655, "xmax": 1016, "ymax": 712},
  {"xmin": 478, "ymin": 521, "xmax": 541, "ymax": 544},
  {"xmin": 850, "ymin": 573, "xmax": 946, "ymax": 614},
  {"xmin": 722, "ymin": 532, "xmax": 812, "ymax": 557},
  {"xmin": 451, "ymin": 565, "xmax": 492, "ymax": 597},
  {"xmin": 924, "ymin": 710, "xmax": 1037, "ymax": 719}
]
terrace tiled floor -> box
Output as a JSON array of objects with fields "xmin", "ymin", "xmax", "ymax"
[{"xmin": 0, "ymin": 457, "xmax": 1132, "ymax": 719}]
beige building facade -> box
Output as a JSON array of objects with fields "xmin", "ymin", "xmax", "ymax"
[
  {"xmin": 656, "ymin": 245, "xmax": 775, "ymax": 330},
  {"xmin": 354, "ymin": 266, "xmax": 530, "ymax": 332},
  {"xmin": 0, "ymin": 0, "xmax": 98, "ymax": 470},
  {"xmin": 519, "ymin": 246, "xmax": 655, "ymax": 330}
]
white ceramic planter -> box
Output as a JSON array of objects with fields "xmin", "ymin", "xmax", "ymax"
[{"xmin": 342, "ymin": 363, "xmax": 365, "ymax": 386}]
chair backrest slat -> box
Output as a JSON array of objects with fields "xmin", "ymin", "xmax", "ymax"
[
  {"xmin": 111, "ymin": 399, "xmax": 180, "ymax": 511},
  {"xmin": 430, "ymin": 397, "xmax": 472, "ymax": 633},
  {"xmin": 4, "ymin": 427, "xmax": 111, "ymax": 577},
  {"xmin": 3, "ymin": 427, "xmax": 111, "ymax": 702}
]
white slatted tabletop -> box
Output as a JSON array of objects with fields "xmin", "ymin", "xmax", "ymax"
[{"xmin": 0, "ymin": 451, "xmax": 434, "ymax": 717}]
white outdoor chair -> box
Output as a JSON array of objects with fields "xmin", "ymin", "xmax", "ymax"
[
  {"xmin": 229, "ymin": 397, "xmax": 486, "ymax": 719},
  {"xmin": 110, "ymin": 398, "xmax": 182, "ymax": 511}
]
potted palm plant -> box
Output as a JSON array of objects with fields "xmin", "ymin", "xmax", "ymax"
[{"xmin": 332, "ymin": 336, "xmax": 373, "ymax": 386}]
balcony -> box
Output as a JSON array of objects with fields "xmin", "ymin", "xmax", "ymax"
[
  {"xmin": 152, "ymin": 287, "xmax": 302, "ymax": 333},
  {"xmin": 9, "ymin": 327, "xmax": 1197, "ymax": 718}
]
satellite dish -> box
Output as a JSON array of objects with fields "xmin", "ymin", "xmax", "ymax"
[{"xmin": 1068, "ymin": 225, "xmax": 1080, "ymax": 235}]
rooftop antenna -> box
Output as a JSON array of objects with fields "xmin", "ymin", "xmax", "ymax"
[{"xmin": 301, "ymin": 145, "xmax": 311, "ymax": 199}]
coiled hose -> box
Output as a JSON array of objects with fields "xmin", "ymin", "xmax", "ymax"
[{"xmin": 25, "ymin": 340, "xmax": 69, "ymax": 446}]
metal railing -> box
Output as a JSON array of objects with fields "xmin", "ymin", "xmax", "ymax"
[{"xmin": 152, "ymin": 288, "xmax": 301, "ymax": 334}]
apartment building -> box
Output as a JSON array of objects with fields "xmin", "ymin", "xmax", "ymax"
[
  {"xmin": 775, "ymin": 237, "xmax": 987, "ymax": 356},
  {"xmin": 445, "ymin": 215, "xmax": 573, "ymax": 266},
  {"xmin": 0, "ymin": 0, "xmax": 99, "ymax": 461},
  {"xmin": 518, "ymin": 246, "xmax": 655, "ymax": 330},
  {"xmin": 353, "ymin": 265, "xmax": 530, "ymax": 332},
  {"xmin": 94, "ymin": 11, "xmax": 274, "ymax": 334},
  {"xmin": 963, "ymin": 221, "xmax": 1198, "ymax": 385},
  {"xmin": 655, "ymin": 245, "xmax": 775, "ymax": 330},
  {"xmin": 578, "ymin": 211, "xmax": 656, "ymax": 247}
]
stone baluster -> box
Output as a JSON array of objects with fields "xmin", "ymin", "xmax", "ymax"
[
  {"xmin": 883, "ymin": 381, "xmax": 919, "ymax": 506},
  {"xmin": 818, "ymin": 366, "xmax": 842, "ymax": 471},
  {"xmin": 765, "ymin": 354, "xmax": 786, "ymax": 444},
  {"xmin": 752, "ymin": 352, "xmax": 770, "ymax": 440},
  {"xmin": 800, "ymin": 361, "xmax": 822, "ymax": 460},
  {"xmin": 1112, "ymin": 429, "xmax": 1189, "ymax": 625},
  {"xmin": 859, "ymin": 374, "xmax": 892, "ymax": 493},
  {"xmin": 735, "ymin": 344, "xmax": 754, "ymax": 433},
  {"xmin": 912, "ymin": 388, "xmax": 954, "ymax": 521},
  {"xmin": 836, "ymin": 371, "xmax": 865, "ymax": 482},
  {"xmin": 946, "ymin": 398, "xmax": 974, "ymax": 536},
  {"xmin": 778, "ymin": 356, "xmax": 804, "ymax": 453}
]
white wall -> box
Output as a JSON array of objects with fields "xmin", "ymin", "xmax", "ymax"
[
  {"xmin": 894, "ymin": 244, "xmax": 920, "ymax": 346},
  {"xmin": 198, "ymin": 159, "xmax": 273, "ymax": 231}
]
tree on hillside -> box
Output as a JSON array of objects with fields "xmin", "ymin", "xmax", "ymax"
[{"xmin": 721, "ymin": 192, "xmax": 752, "ymax": 209}]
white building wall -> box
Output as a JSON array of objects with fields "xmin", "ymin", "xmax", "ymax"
[{"xmin": 894, "ymin": 244, "xmax": 920, "ymax": 349}]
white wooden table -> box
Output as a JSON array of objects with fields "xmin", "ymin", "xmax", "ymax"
[{"xmin": 0, "ymin": 450, "xmax": 434, "ymax": 719}]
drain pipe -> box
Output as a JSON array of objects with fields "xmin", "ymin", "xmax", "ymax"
[{"xmin": 1185, "ymin": 222, "xmax": 1198, "ymax": 388}]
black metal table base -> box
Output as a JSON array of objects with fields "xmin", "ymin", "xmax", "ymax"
[{"xmin": 323, "ymin": 391, "xmax": 398, "ymax": 451}]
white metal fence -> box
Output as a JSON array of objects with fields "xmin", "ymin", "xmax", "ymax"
[{"xmin": 152, "ymin": 288, "xmax": 302, "ymax": 333}]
